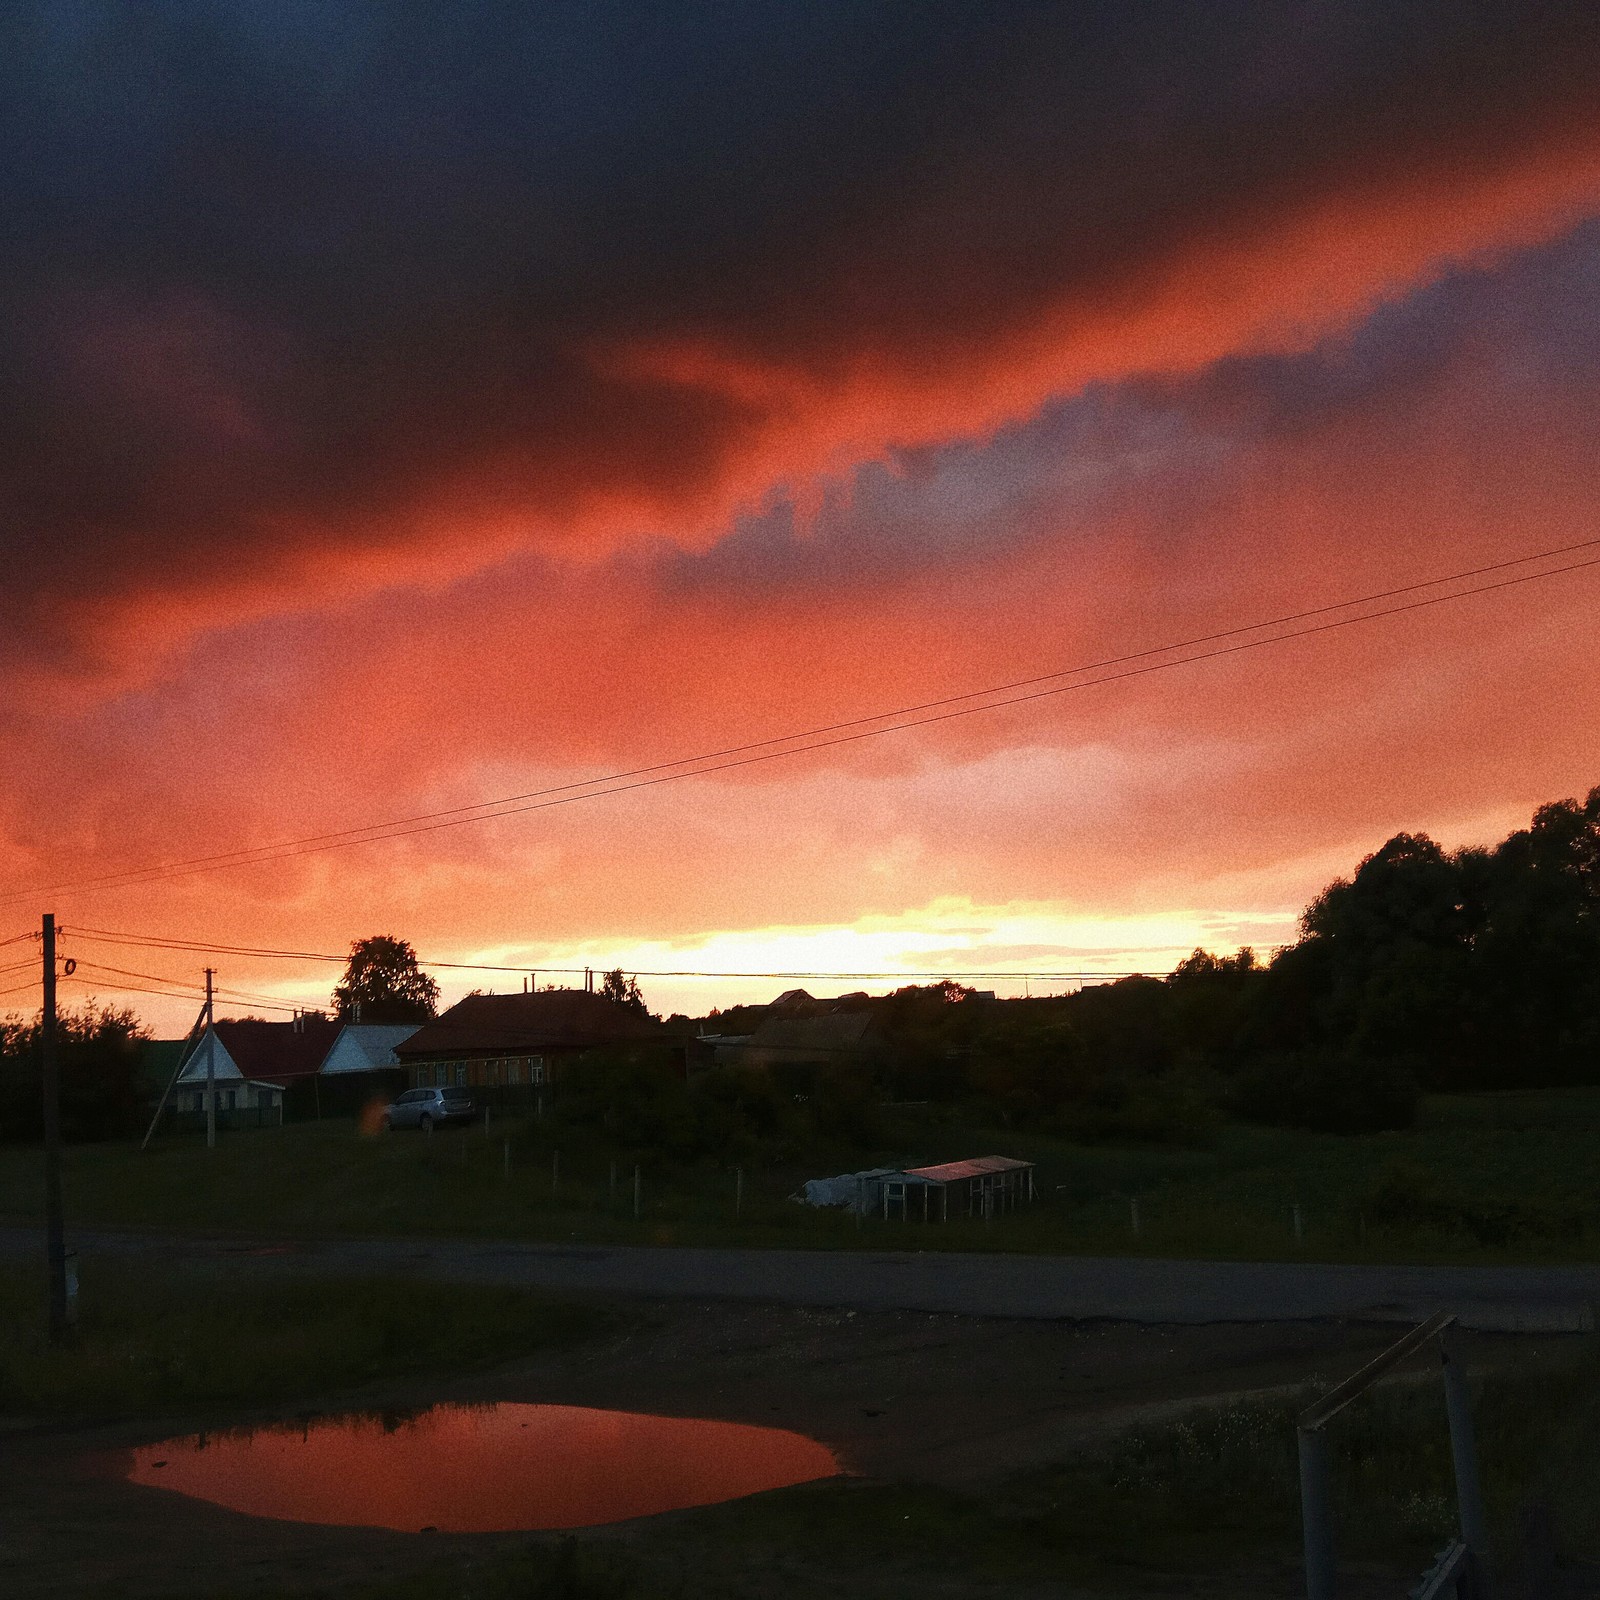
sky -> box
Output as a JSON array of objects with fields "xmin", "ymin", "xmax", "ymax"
[{"xmin": 3, "ymin": 1, "xmax": 1600, "ymax": 1031}]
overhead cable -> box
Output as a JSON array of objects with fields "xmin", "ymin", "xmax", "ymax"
[{"xmin": 4, "ymin": 538, "xmax": 1596, "ymax": 905}]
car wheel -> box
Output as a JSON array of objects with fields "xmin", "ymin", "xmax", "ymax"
[{"xmin": 419, "ymin": 1113, "xmax": 432, "ymax": 1132}]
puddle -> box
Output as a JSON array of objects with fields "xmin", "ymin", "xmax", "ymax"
[{"xmin": 121, "ymin": 1403, "xmax": 840, "ymax": 1531}]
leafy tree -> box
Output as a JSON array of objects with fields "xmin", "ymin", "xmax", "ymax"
[
  {"xmin": 0, "ymin": 1002, "xmax": 152, "ymax": 1142},
  {"xmin": 598, "ymin": 969, "xmax": 647, "ymax": 1013},
  {"xmin": 331, "ymin": 936, "xmax": 439, "ymax": 1023}
]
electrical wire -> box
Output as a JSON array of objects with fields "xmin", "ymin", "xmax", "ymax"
[
  {"xmin": 61, "ymin": 927, "xmax": 1167, "ymax": 981},
  {"xmin": 4, "ymin": 539, "xmax": 1597, "ymax": 906},
  {"xmin": 0, "ymin": 931, "xmax": 38, "ymax": 947},
  {"xmin": 68, "ymin": 959, "xmax": 303, "ymax": 1014}
]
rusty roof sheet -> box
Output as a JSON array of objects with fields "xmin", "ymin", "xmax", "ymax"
[{"xmin": 902, "ymin": 1155, "xmax": 1034, "ymax": 1183}]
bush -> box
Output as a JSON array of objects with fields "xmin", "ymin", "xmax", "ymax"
[
  {"xmin": 1232, "ymin": 1052, "xmax": 1419, "ymax": 1134},
  {"xmin": 1358, "ymin": 1159, "xmax": 1589, "ymax": 1245}
]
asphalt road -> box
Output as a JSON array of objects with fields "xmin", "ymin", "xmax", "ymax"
[{"xmin": 3, "ymin": 1225, "xmax": 1597, "ymax": 1330}]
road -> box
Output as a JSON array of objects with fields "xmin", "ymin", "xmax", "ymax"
[{"xmin": 3, "ymin": 1224, "xmax": 1597, "ymax": 1330}]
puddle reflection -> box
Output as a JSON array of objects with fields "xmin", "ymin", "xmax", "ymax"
[{"xmin": 124, "ymin": 1403, "xmax": 840, "ymax": 1531}]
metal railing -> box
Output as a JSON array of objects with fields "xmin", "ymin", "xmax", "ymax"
[{"xmin": 1298, "ymin": 1311, "xmax": 1489, "ymax": 1600}]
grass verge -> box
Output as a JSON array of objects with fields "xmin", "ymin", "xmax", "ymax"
[
  {"xmin": 2, "ymin": 1087, "xmax": 1599, "ymax": 1264},
  {"xmin": 0, "ymin": 1260, "xmax": 609, "ymax": 1419}
]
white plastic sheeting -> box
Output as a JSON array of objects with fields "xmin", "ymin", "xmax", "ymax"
[{"xmin": 793, "ymin": 1168, "xmax": 902, "ymax": 1213}]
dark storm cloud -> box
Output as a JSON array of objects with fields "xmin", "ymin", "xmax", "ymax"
[{"xmin": 4, "ymin": 0, "xmax": 1600, "ymax": 668}]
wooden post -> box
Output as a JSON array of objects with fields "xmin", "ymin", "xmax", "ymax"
[
  {"xmin": 40, "ymin": 913, "xmax": 67, "ymax": 1343},
  {"xmin": 609, "ymin": 1159, "xmax": 617, "ymax": 1201},
  {"xmin": 551, "ymin": 1148, "xmax": 560, "ymax": 1195},
  {"xmin": 1130, "ymin": 1197, "xmax": 1141, "ymax": 1236},
  {"xmin": 503, "ymin": 1139, "xmax": 510, "ymax": 1180},
  {"xmin": 632, "ymin": 1164, "xmax": 641, "ymax": 1220},
  {"xmin": 735, "ymin": 1166, "xmax": 743, "ymax": 1219},
  {"xmin": 1293, "ymin": 1203, "xmax": 1305, "ymax": 1243}
]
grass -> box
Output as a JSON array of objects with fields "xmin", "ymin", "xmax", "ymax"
[
  {"xmin": 0, "ymin": 1260, "xmax": 610, "ymax": 1419},
  {"xmin": 2, "ymin": 1086, "xmax": 1598, "ymax": 1264}
]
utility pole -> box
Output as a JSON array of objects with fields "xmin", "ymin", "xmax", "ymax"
[
  {"xmin": 40, "ymin": 913, "xmax": 67, "ymax": 1342},
  {"xmin": 203, "ymin": 967, "xmax": 217, "ymax": 1150}
]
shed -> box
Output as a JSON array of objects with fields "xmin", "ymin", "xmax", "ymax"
[{"xmin": 888, "ymin": 1155, "xmax": 1037, "ymax": 1222}]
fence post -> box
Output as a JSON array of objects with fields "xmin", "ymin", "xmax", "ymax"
[
  {"xmin": 609, "ymin": 1160, "xmax": 617, "ymax": 1202},
  {"xmin": 1293, "ymin": 1203, "xmax": 1305, "ymax": 1243},
  {"xmin": 632, "ymin": 1164, "xmax": 641, "ymax": 1220},
  {"xmin": 735, "ymin": 1166, "xmax": 743, "ymax": 1219},
  {"xmin": 1297, "ymin": 1424, "xmax": 1336, "ymax": 1600},
  {"xmin": 1129, "ymin": 1196, "xmax": 1141, "ymax": 1236},
  {"xmin": 551, "ymin": 1148, "xmax": 560, "ymax": 1196},
  {"xmin": 1441, "ymin": 1332, "xmax": 1490, "ymax": 1592},
  {"xmin": 503, "ymin": 1139, "xmax": 510, "ymax": 1181}
]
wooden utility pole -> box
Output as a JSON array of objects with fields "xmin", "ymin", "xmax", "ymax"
[
  {"xmin": 40, "ymin": 913, "xmax": 67, "ymax": 1342},
  {"xmin": 203, "ymin": 967, "xmax": 217, "ymax": 1149}
]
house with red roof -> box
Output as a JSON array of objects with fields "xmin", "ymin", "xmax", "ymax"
[{"xmin": 174, "ymin": 1015, "xmax": 340, "ymax": 1125}]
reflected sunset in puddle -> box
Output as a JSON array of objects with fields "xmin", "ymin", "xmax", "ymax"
[{"xmin": 123, "ymin": 1403, "xmax": 841, "ymax": 1531}]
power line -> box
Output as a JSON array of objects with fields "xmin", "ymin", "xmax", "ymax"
[
  {"xmin": 0, "ymin": 931, "xmax": 38, "ymax": 948},
  {"xmin": 4, "ymin": 539, "xmax": 1597, "ymax": 906},
  {"xmin": 62, "ymin": 926, "xmax": 1169, "ymax": 981},
  {"xmin": 69, "ymin": 959, "xmax": 303, "ymax": 1013},
  {"xmin": 64, "ymin": 960, "xmax": 300, "ymax": 1011}
]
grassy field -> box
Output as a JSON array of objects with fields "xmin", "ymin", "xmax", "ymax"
[
  {"xmin": 125, "ymin": 1333, "xmax": 1600, "ymax": 1599},
  {"xmin": 0, "ymin": 1260, "xmax": 610, "ymax": 1419},
  {"xmin": 2, "ymin": 1088, "xmax": 1598, "ymax": 1264}
]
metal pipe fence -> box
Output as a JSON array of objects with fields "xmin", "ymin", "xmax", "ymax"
[{"xmin": 1296, "ymin": 1310, "xmax": 1490, "ymax": 1600}]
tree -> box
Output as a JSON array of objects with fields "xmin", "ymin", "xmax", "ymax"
[
  {"xmin": 599, "ymin": 968, "xmax": 647, "ymax": 1013},
  {"xmin": 331, "ymin": 936, "xmax": 439, "ymax": 1023},
  {"xmin": 0, "ymin": 1002, "xmax": 152, "ymax": 1142}
]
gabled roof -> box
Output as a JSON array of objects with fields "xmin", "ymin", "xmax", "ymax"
[
  {"xmin": 395, "ymin": 990, "xmax": 664, "ymax": 1057},
  {"xmin": 743, "ymin": 1010, "xmax": 875, "ymax": 1056},
  {"xmin": 190, "ymin": 1018, "xmax": 341, "ymax": 1088},
  {"xmin": 321, "ymin": 1023, "xmax": 422, "ymax": 1073}
]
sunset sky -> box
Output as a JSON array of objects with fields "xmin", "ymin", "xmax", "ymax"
[{"xmin": 4, "ymin": 2, "xmax": 1600, "ymax": 1031}]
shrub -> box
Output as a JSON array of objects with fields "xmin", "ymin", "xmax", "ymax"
[{"xmin": 1232, "ymin": 1051, "xmax": 1419, "ymax": 1134}]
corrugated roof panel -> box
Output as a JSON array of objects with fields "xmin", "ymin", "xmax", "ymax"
[{"xmin": 902, "ymin": 1155, "xmax": 1034, "ymax": 1183}]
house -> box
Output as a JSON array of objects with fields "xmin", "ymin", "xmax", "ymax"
[
  {"xmin": 716, "ymin": 1007, "xmax": 876, "ymax": 1071},
  {"xmin": 394, "ymin": 989, "xmax": 669, "ymax": 1101},
  {"xmin": 297, "ymin": 1021, "xmax": 423, "ymax": 1117},
  {"xmin": 172, "ymin": 1015, "xmax": 340, "ymax": 1126},
  {"xmin": 320, "ymin": 1022, "xmax": 422, "ymax": 1074}
]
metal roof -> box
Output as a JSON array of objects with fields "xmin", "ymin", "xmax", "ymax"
[
  {"xmin": 396, "ymin": 990, "xmax": 665, "ymax": 1057},
  {"xmin": 901, "ymin": 1155, "xmax": 1034, "ymax": 1183}
]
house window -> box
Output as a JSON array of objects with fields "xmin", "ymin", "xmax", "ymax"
[
  {"xmin": 529, "ymin": 1056, "xmax": 546, "ymax": 1084},
  {"xmin": 505, "ymin": 1058, "xmax": 522, "ymax": 1084},
  {"xmin": 454, "ymin": 1062, "xmax": 468, "ymax": 1087},
  {"xmin": 223, "ymin": 1089, "xmax": 236, "ymax": 1111}
]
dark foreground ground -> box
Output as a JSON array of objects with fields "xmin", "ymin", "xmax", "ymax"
[{"xmin": 4, "ymin": 1296, "xmax": 1596, "ymax": 1600}]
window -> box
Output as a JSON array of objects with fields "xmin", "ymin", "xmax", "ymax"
[
  {"xmin": 223, "ymin": 1090, "xmax": 236, "ymax": 1111},
  {"xmin": 505, "ymin": 1058, "xmax": 522, "ymax": 1084},
  {"xmin": 454, "ymin": 1063, "xmax": 468, "ymax": 1087},
  {"xmin": 530, "ymin": 1056, "xmax": 546, "ymax": 1084}
]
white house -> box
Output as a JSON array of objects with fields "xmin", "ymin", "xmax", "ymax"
[{"xmin": 319, "ymin": 1023, "xmax": 422, "ymax": 1074}]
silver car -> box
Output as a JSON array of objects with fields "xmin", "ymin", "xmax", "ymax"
[{"xmin": 383, "ymin": 1086, "xmax": 476, "ymax": 1131}]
